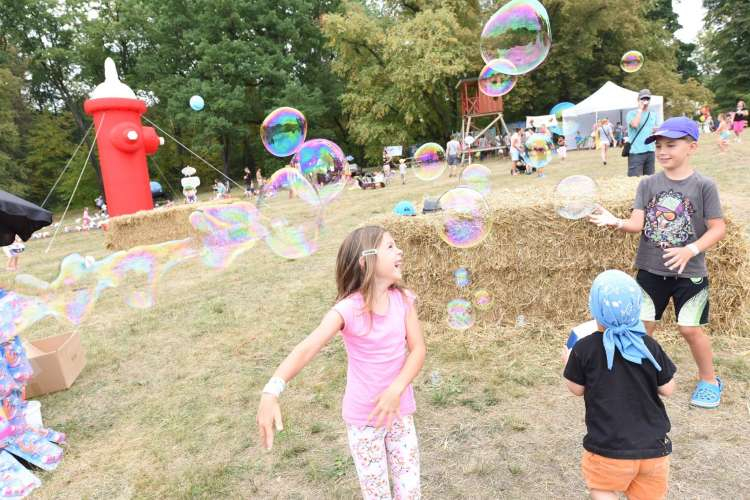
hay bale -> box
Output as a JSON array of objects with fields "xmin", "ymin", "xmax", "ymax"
[
  {"xmin": 105, "ymin": 198, "xmax": 236, "ymax": 250},
  {"xmin": 381, "ymin": 177, "xmax": 750, "ymax": 336}
]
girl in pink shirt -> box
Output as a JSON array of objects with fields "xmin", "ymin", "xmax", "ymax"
[{"xmin": 257, "ymin": 225, "xmax": 426, "ymax": 499}]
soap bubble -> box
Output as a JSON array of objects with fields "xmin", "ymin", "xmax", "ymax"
[
  {"xmin": 454, "ymin": 267, "xmax": 471, "ymax": 288},
  {"xmin": 554, "ymin": 175, "xmax": 599, "ymax": 220},
  {"xmin": 189, "ymin": 203, "xmax": 265, "ymax": 269},
  {"xmin": 438, "ymin": 187, "xmax": 491, "ymax": 249},
  {"xmin": 413, "ymin": 143, "xmax": 447, "ymax": 181},
  {"xmin": 257, "ymin": 167, "xmax": 322, "ymax": 259},
  {"xmin": 480, "ymin": 0, "xmax": 552, "ymax": 75},
  {"xmin": 473, "ymin": 290, "xmax": 494, "ymax": 310},
  {"xmin": 620, "ymin": 50, "xmax": 644, "ymax": 73},
  {"xmin": 291, "ymin": 139, "xmax": 347, "ymax": 204},
  {"xmin": 524, "ymin": 133, "xmax": 553, "ymax": 169},
  {"xmin": 447, "ymin": 299, "xmax": 474, "ymax": 330},
  {"xmin": 189, "ymin": 95, "xmax": 204, "ymax": 111},
  {"xmin": 550, "ymin": 102, "xmax": 575, "ymax": 122},
  {"xmin": 459, "ymin": 164, "xmax": 492, "ymax": 197},
  {"xmin": 261, "ymin": 107, "xmax": 307, "ymax": 157},
  {"xmin": 478, "ymin": 59, "xmax": 517, "ymax": 97}
]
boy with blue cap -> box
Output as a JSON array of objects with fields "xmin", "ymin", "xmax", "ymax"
[
  {"xmin": 589, "ymin": 117, "xmax": 726, "ymax": 408},
  {"xmin": 564, "ymin": 270, "xmax": 676, "ymax": 500}
]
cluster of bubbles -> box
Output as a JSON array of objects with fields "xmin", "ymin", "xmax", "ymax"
[
  {"xmin": 620, "ymin": 50, "xmax": 644, "ymax": 73},
  {"xmin": 446, "ymin": 267, "xmax": 495, "ymax": 330},
  {"xmin": 477, "ymin": 0, "xmax": 551, "ymax": 97},
  {"xmin": 553, "ymin": 175, "xmax": 599, "ymax": 220}
]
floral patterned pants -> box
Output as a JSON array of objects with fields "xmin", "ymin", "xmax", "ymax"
[{"xmin": 345, "ymin": 415, "xmax": 421, "ymax": 500}]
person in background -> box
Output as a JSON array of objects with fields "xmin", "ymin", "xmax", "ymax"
[
  {"xmin": 597, "ymin": 118, "xmax": 615, "ymax": 166},
  {"xmin": 626, "ymin": 89, "xmax": 660, "ymax": 177},
  {"xmin": 3, "ymin": 235, "xmax": 25, "ymax": 272},
  {"xmin": 446, "ymin": 135, "xmax": 461, "ymax": 178},
  {"xmin": 399, "ymin": 158, "xmax": 407, "ymax": 185},
  {"xmin": 81, "ymin": 207, "xmax": 92, "ymax": 231},
  {"xmin": 243, "ymin": 167, "xmax": 254, "ymax": 197},
  {"xmin": 716, "ymin": 113, "xmax": 731, "ymax": 153},
  {"xmin": 732, "ymin": 100, "xmax": 747, "ymax": 142},
  {"xmin": 557, "ymin": 135, "xmax": 567, "ymax": 161}
]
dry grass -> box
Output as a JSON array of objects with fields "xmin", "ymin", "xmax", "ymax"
[{"xmin": 5, "ymin": 137, "xmax": 750, "ymax": 499}]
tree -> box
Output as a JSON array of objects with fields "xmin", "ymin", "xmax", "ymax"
[{"xmin": 700, "ymin": 0, "xmax": 750, "ymax": 109}]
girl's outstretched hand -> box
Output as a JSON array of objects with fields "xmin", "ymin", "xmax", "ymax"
[
  {"xmin": 588, "ymin": 205, "xmax": 619, "ymax": 227},
  {"xmin": 368, "ymin": 385, "xmax": 402, "ymax": 429},
  {"xmin": 257, "ymin": 393, "xmax": 284, "ymax": 450}
]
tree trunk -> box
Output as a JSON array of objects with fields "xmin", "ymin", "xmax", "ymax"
[{"xmin": 222, "ymin": 133, "xmax": 231, "ymax": 188}]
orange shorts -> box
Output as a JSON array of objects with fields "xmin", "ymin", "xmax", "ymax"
[{"xmin": 581, "ymin": 450, "xmax": 670, "ymax": 500}]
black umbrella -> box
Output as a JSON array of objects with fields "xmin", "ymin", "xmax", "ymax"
[{"xmin": 0, "ymin": 190, "xmax": 53, "ymax": 246}]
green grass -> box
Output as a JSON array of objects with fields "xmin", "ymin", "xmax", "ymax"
[{"xmin": 7, "ymin": 137, "xmax": 750, "ymax": 498}]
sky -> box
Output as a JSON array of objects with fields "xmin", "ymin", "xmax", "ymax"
[{"xmin": 673, "ymin": 0, "xmax": 707, "ymax": 43}]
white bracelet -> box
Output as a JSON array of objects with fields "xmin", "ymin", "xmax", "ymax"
[
  {"xmin": 262, "ymin": 377, "xmax": 286, "ymax": 397},
  {"xmin": 687, "ymin": 243, "xmax": 700, "ymax": 256}
]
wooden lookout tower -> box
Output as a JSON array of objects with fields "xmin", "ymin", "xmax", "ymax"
[{"xmin": 456, "ymin": 78, "xmax": 510, "ymax": 162}]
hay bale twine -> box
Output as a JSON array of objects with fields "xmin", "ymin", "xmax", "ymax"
[{"xmin": 380, "ymin": 177, "xmax": 750, "ymax": 336}]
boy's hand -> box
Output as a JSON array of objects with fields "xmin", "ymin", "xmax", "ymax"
[
  {"xmin": 257, "ymin": 393, "xmax": 284, "ymax": 450},
  {"xmin": 367, "ymin": 384, "xmax": 402, "ymax": 429},
  {"xmin": 588, "ymin": 205, "xmax": 620, "ymax": 228},
  {"xmin": 561, "ymin": 346, "xmax": 571, "ymax": 365},
  {"xmin": 663, "ymin": 247, "xmax": 693, "ymax": 274}
]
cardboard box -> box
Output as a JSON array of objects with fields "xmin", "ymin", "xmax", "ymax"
[{"xmin": 23, "ymin": 332, "xmax": 86, "ymax": 398}]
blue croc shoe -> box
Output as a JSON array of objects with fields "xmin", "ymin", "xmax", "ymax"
[{"xmin": 690, "ymin": 377, "xmax": 723, "ymax": 408}]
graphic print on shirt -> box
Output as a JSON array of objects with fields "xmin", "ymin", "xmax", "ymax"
[{"xmin": 644, "ymin": 189, "xmax": 696, "ymax": 249}]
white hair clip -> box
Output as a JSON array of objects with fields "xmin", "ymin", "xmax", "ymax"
[{"xmin": 361, "ymin": 249, "xmax": 378, "ymax": 257}]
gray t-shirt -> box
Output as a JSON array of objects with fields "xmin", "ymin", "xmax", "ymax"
[{"xmin": 633, "ymin": 171, "xmax": 723, "ymax": 278}]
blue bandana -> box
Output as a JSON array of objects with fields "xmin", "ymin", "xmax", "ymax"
[{"xmin": 589, "ymin": 270, "xmax": 661, "ymax": 371}]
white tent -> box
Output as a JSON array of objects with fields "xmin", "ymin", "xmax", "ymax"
[{"xmin": 561, "ymin": 82, "xmax": 664, "ymax": 150}]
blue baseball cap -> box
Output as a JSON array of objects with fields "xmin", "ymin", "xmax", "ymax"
[{"xmin": 645, "ymin": 117, "xmax": 700, "ymax": 144}]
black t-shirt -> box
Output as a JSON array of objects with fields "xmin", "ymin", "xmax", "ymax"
[
  {"xmin": 734, "ymin": 109, "xmax": 748, "ymax": 121},
  {"xmin": 564, "ymin": 332, "xmax": 676, "ymax": 459}
]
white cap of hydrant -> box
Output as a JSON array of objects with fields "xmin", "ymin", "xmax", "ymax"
[{"xmin": 89, "ymin": 58, "xmax": 137, "ymax": 100}]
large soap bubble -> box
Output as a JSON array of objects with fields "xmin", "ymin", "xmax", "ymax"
[
  {"xmin": 291, "ymin": 139, "xmax": 348, "ymax": 204},
  {"xmin": 438, "ymin": 187, "xmax": 491, "ymax": 249},
  {"xmin": 260, "ymin": 107, "xmax": 307, "ymax": 157},
  {"xmin": 414, "ymin": 143, "xmax": 447, "ymax": 181},
  {"xmin": 554, "ymin": 175, "xmax": 599, "ymax": 220},
  {"xmin": 478, "ymin": 59, "xmax": 517, "ymax": 97},
  {"xmin": 480, "ymin": 0, "xmax": 551, "ymax": 76},
  {"xmin": 524, "ymin": 133, "xmax": 553, "ymax": 169},
  {"xmin": 620, "ymin": 50, "xmax": 644, "ymax": 73},
  {"xmin": 256, "ymin": 167, "xmax": 322, "ymax": 259},
  {"xmin": 459, "ymin": 164, "xmax": 492, "ymax": 197}
]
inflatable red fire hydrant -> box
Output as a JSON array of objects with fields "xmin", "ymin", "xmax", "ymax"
[{"xmin": 84, "ymin": 58, "xmax": 164, "ymax": 217}]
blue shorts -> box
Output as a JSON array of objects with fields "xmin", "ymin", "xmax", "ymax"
[
  {"xmin": 510, "ymin": 149, "xmax": 520, "ymax": 161},
  {"xmin": 448, "ymin": 155, "xmax": 459, "ymax": 166}
]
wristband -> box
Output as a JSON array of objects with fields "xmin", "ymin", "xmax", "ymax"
[
  {"xmin": 687, "ymin": 243, "xmax": 700, "ymax": 256},
  {"xmin": 262, "ymin": 377, "xmax": 286, "ymax": 397}
]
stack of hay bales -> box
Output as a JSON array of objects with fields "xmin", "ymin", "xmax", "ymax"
[
  {"xmin": 381, "ymin": 177, "xmax": 750, "ymax": 335},
  {"xmin": 105, "ymin": 198, "xmax": 236, "ymax": 250}
]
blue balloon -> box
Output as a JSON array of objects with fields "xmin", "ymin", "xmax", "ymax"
[
  {"xmin": 549, "ymin": 101, "xmax": 575, "ymax": 118},
  {"xmin": 150, "ymin": 181, "xmax": 163, "ymax": 194},
  {"xmin": 189, "ymin": 95, "xmax": 205, "ymax": 111}
]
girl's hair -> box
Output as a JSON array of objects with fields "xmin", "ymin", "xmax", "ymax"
[{"xmin": 335, "ymin": 225, "xmax": 405, "ymax": 315}]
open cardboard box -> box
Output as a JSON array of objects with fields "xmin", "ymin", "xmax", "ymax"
[{"xmin": 23, "ymin": 332, "xmax": 86, "ymax": 398}]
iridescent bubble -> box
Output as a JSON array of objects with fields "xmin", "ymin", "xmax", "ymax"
[
  {"xmin": 459, "ymin": 164, "xmax": 492, "ymax": 197},
  {"xmin": 447, "ymin": 299, "xmax": 474, "ymax": 330},
  {"xmin": 480, "ymin": 0, "xmax": 552, "ymax": 75},
  {"xmin": 550, "ymin": 102, "xmax": 575, "ymax": 123},
  {"xmin": 438, "ymin": 187, "xmax": 491, "ymax": 249},
  {"xmin": 523, "ymin": 133, "xmax": 553, "ymax": 169},
  {"xmin": 454, "ymin": 267, "xmax": 471, "ymax": 288},
  {"xmin": 478, "ymin": 59, "xmax": 517, "ymax": 97},
  {"xmin": 189, "ymin": 95, "xmax": 204, "ymax": 111},
  {"xmin": 554, "ymin": 175, "xmax": 599, "ymax": 220},
  {"xmin": 260, "ymin": 107, "xmax": 307, "ymax": 157},
  {"xmin": 414, "ymin": 143, "xmax": 447, "ymax": 181},
  {"xmin": 620, "ymin": 50, "xmax": 644, "ymax": 73},
  {"xmin": 473, "ymin": 290, "xmax": 494, "ymax": 310},
  {"xmin": 291, "ymin": 139, "xmax": 348, "ymax": 204},
  {"xmin": 257, "ymin": 167, "xmax": 322, "ymax": 259},
  {"xmin": 189, "ymin": 202, "xmax": 265, "ymax": 269}
]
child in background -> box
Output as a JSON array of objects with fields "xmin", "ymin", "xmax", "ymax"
[
  {"xmin": 3, "ymin": 236, "xmax": 25, "ymax": 272},
  {"xmin": 81, "ymin": 207, "xmax": 91, "ymax": 231},
  {"xmin": 590, "ymin": 117, "xmax": 726, "ymax": 408},
  {"xmin": 257, "ymin": 225, "xmax": 426, "ymax": 499},
  {"xmin": 716, "ymin": 113, "xmax": 731, "ymax": 153},
  {"xmin": 399, "ymin": 158, "xmax": 407, "ymax": 185},
  {"xmin": 564, "ymin": 270, "xmax": 676, "ymax": 500},
  {"xmin": 557, "ymin": 135, "xmax": 567, "ymax": 161},
  {"xmin": 383, "ymin": 162, "xmax": 391, "ymax": 185}
]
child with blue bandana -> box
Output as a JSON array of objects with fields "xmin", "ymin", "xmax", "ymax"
[{"xmin": 564, "ymin": 270, "xmax": 676, "ymax": 500}]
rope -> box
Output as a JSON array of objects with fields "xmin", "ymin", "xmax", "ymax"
[
  {"xmin": 45, "ymin": 114, "xmax": 105, "ymax": 254},
  {"xmin": 142, "ymin": 116, "xmax": 244, "ymax": 190},
  {"xmin": 41, "ymin": 122, "xmax": 94, "ymax": 208}
]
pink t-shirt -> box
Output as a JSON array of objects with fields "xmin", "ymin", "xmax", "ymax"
[{"xmin": 332, "ymin": 288, "xmax": 417, "ymax": 426}]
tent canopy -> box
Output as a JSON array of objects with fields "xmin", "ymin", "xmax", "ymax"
[{"xmin": 561, "ymin": 82, "xmax": 664, "ymax": 149}]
